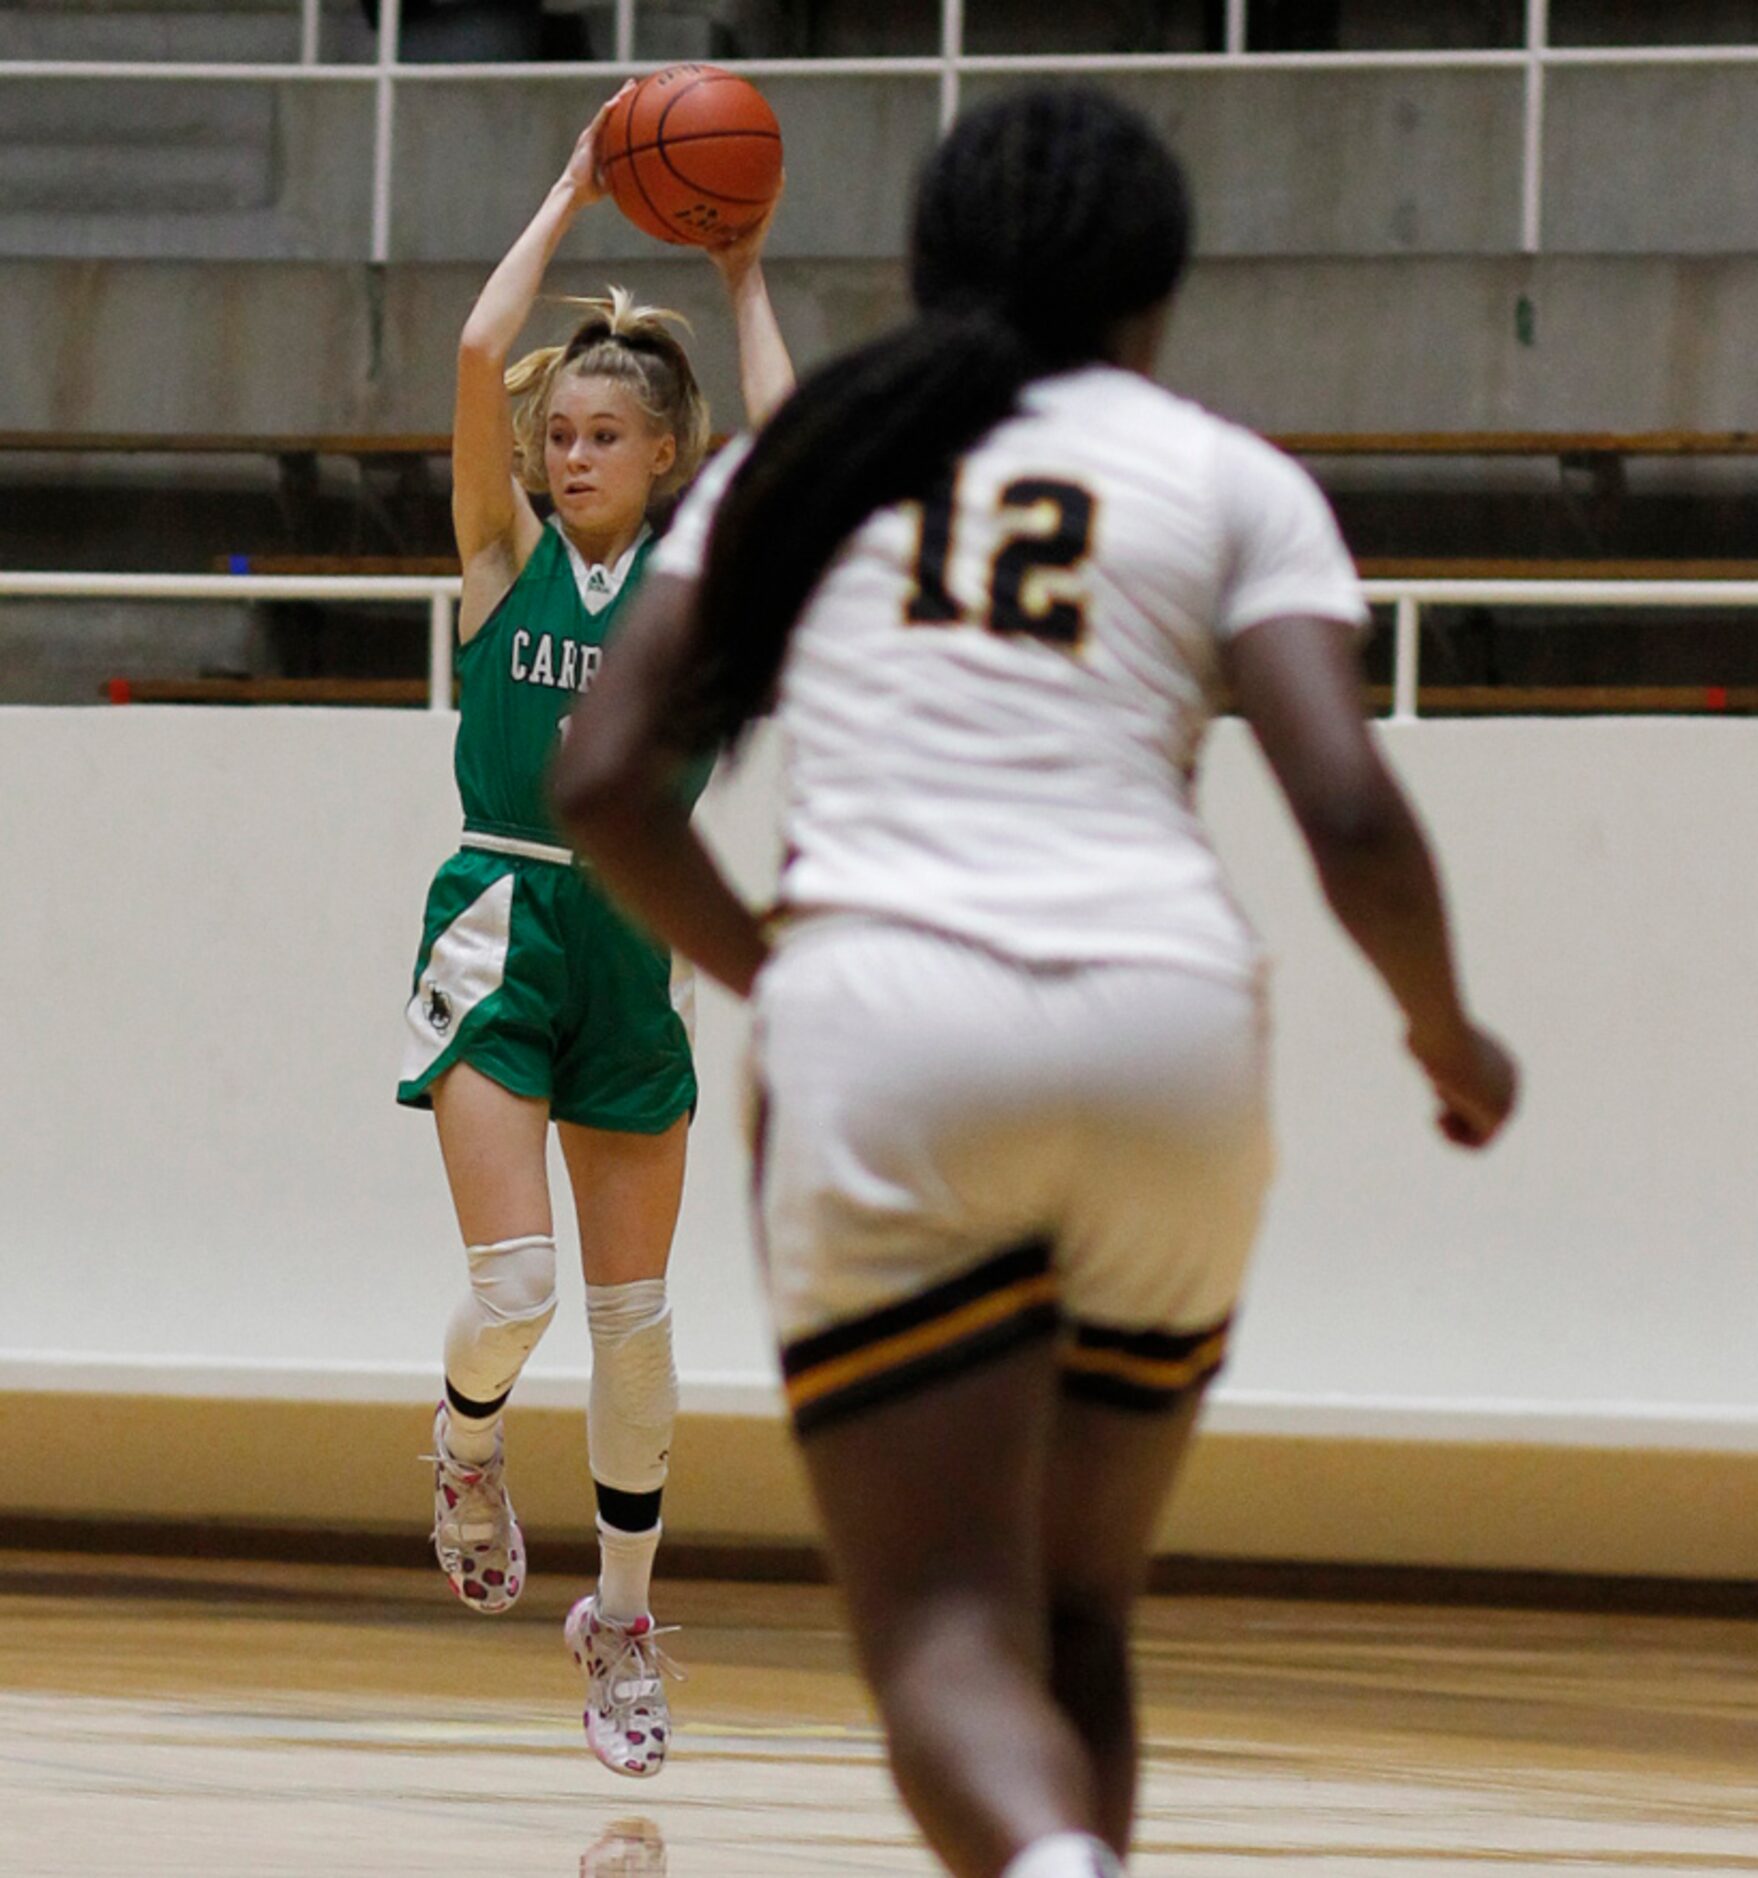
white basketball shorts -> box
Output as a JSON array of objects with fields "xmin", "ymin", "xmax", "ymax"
[{"xmin": 751, "ymin": 917, "xmax": 1275, "ymax": 1434}]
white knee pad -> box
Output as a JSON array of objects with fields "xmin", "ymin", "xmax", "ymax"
[
  {"xmin": 586, "ymin": 1280, "xmax": 678, "ymax": 1495},
  {"xmin": 444, "ymin": 1234, "xmax": 559, "ymax": 1412}
]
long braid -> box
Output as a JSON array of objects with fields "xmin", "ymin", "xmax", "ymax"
[{"xmin": 682, "ymin": 87, "xmax": 1192, "ymax": 746}]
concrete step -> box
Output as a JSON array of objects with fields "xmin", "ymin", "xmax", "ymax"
[
  {"xmin": 0, "ymin": 7, "xmax": 302, "ymax": 63},
  {"xmin": 3, "ymin": 83, "xmax": 273, "ymax": 139},
  {"xmin": 3, "ymin": 0, "xmax": 297, "ymax": 11},
  {"xmin": 0, "ymin": 138, "xmax": 272, "ymax": 214},
  {"xmin": 0, "ymin": 83, "xmax": 275, "ymax": 216}
]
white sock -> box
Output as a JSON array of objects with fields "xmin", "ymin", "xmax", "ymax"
[
  {"xmin": 596, "ymin": 1516, "xmax": 662, "ymax": 1622},
  {"xmin": 1001, "ymin": 1834, "xmax": 1125, "ymax": 1878},
  {"xmin": 440, "ymin": 1400, "xmax": 499, "ymax": 1466}
]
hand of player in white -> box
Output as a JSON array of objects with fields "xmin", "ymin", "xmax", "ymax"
[{"xmin": 1408, "ymin": 1021, "xmax": 1519, "ymax": 1150}]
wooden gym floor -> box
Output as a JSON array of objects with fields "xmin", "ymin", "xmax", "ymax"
[{"xmin": 3, "ymin": 1551, "xmax": 1756, "ymax": 1876}]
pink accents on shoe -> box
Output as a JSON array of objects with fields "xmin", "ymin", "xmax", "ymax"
[
  {"xmin": 564, "ymin": 1594, "xmax": 682, "ymax": 1779},
  {"xmin": 426, "ymin": 1402, "xmax": 526, "ymax": 1616}
]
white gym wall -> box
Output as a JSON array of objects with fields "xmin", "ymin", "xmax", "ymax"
[{"xmin": 2, "ymin": 706, "xmax": 1754, "ymax": 1571}]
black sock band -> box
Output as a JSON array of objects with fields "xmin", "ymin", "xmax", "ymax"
[
  {"xmin": 595, "ymin": 1482, "xmax": 663, "ymax": 1532},
  {"xmin": 446, "ymin": 1377, "xmax": 513, "ymax": 1423}
]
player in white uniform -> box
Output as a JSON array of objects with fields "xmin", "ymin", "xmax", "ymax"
[{"xmin": 554, "ymin": 88, "xmax": 1518, "ymax": 1878}]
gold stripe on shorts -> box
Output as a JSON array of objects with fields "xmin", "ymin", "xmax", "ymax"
[
  {"xmin": 782, "ymin": 1239, "xmax": 1059, "ymax": 1435},
  {"xmin": 1060, "ymin": 1315, "xmax": 1233, "ymax": 1413}
]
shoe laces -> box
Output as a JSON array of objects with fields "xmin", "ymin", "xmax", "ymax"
[
  {"xmin": 421, "ymin": 1446, "xmax": 510, "ymax": 1546},
  {"xmin": 595, "ymin": 1618, "xmax": 686, "ymax": 1710}
]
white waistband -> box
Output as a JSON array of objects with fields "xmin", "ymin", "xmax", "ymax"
[{"xmin": 460, "ymin": 830, "xmax": 575, "ymax": 867}]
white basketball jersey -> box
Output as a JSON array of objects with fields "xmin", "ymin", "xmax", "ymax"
[{"xmin": 655, "ymin": 365, "xmax": 1367, "ymax": 979}]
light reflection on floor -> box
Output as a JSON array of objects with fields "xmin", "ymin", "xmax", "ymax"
[{"xmin": 3, "ymin": 1555, "xmax": 1755, "ymax": 1876}]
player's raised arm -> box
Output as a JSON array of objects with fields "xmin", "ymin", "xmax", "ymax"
[
  {"xmin": 451, "ymin": 87, "xmax": 632, "ymax": 587},
  {"xmin": 706, "ymin": 193, "xmax": 796, "ymax": 428}
]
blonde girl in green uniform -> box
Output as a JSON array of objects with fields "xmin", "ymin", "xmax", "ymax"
[{"xmin": 396, "ymin": 84, "xmax": 794, "ymax": 1779}]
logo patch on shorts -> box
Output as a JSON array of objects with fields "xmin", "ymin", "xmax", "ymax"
[{"xmin": 425, "ymin": 985, "xmax": 453, "ymax": 1034}]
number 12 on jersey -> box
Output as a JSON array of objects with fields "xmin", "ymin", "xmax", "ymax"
[{"xmin": 906, "ymin": 472, "xmax": 1096, "ymax": 648}]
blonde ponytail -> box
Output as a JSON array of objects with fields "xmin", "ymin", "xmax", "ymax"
[{"xmin": 506, "ymin": 288, "xmax": 710, "ymax": 501}]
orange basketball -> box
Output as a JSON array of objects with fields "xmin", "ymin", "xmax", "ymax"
[{"xmin": 601, "ymin": 65, "xmax": 783, "ymax": 248}]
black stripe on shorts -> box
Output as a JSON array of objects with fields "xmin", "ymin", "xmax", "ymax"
[
  {"xmin": 1059, "ymin": 1314, "xmax": 1233, "ymax": 1414},
  {"xmin": 783, "ymin": 1238, "xmax": 1059, "ymax": 1437}
]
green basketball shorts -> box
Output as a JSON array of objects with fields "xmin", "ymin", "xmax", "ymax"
[{"xmin": 397, "ymin": 840, "xmax": 697, "ymax": 1134}]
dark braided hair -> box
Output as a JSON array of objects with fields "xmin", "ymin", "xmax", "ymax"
[{"xmin": 681, "ymin": 86, "xmax": 1192, "ymax": 746}]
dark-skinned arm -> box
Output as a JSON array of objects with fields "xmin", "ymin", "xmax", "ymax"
[
  {"xmin": 1222, "ymin": 616, "xmax": 1518, "ymax": 1148},
  {"xmin": 552, "ymin": 572, "xmax": 770, "ymax": 998}
]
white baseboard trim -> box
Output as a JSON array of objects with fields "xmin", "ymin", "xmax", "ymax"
[
  {"xmin": 0, "ymin": 1350, "xmax": 783, "ymax": 1416},
  {"xmin": 5, "ymin": 1350, "xmax": 1758, "ymax": 1451},
  {"xmin": 1200, "ymin": 1391, "xmax": 1758, "ymax": 1451}
]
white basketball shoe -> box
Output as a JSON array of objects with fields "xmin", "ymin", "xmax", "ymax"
[
  {"xmin": 565, "ymin": 1593, "xmax": 681, "ymax": 1777},
  {"xmin": 424, "ymin": 1403, "xmax": 526, "ymax": 1614}
]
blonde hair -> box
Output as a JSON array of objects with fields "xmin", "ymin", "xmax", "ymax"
[{"xmin": 505, "ymin": 287, "xmax": 710, "ymax": 502}]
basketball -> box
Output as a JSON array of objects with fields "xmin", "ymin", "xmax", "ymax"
[{"xmin": 601, "ymin": 65, "xmax": 783, "ymax": 247}]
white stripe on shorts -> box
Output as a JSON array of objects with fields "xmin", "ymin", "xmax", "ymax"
[{"xmin": 401, "ymin": 873, "xmax": 515, "ymax": 1083}]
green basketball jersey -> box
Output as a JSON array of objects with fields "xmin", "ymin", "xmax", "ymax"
[{"xmin": 453, "ymin": 521, "xmax": 709, "ymax": 847}]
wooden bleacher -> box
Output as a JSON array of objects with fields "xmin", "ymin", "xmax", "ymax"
[
  {"xmin": 0, "ymin": 432, "xmax": 452, "ymax": 461},
  {"xmin": 208, "ymin": 554, "xmax": 1758, "ymax": 583},
  {"xmin": 1276, "ymin": 430, "xmax": 1758, "ymax": 458},
  {"xmin": 108, "ymin": 678, "xmax": 434, "ymax": 706},
  {"xmin": 8, "ymin": 426, "xmax": 1751, "ymax": 712},
  {"xmin": 104, "ymin": 679, "xmax": 1758, "ymax": 713},
  {"xmin": 1358, "ymin": 559, "xmax": 1758, "ymax": 581},
  {"xmin": 104, "ymin": 547, "xmax": 1758, "ymax": 711},
  {"xmin": 1365, "ymin": 686, "xmax": 1758, "ymax": 715},
  {"xmin": 10, "ymin": 428, "xmax": 1758, "ymax": 462},
  {"xmin": 211, "ymin": 555, "xmax": 460, "ymax": 577}
]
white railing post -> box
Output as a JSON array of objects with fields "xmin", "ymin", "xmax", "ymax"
[
  {"xmin": 941, "ymin": 0, "xmax": 964, "ymax": 132},
  {"xmin": 1522, "ymin": 0, "xmax": 1549, "ymax": 253},
  {"xmin": 1225, "ymin": 0, "xmax": 1247, "ymax": 58},
  {"xmin": 615, "ymin": 0, "xmax": 635, "ymax": 66},
  {"xmin": 428, "ymin": 591, "xmax": 455, "ymax": 713},
  {"xmin": 370, "ymin": 0, "xmax": 403, "ymax": 266},
  {"xmin": 1392, "ymin": 593, "xmax": 1421, "ymax": 721},
  {"xmin": 299, "ymin": 0, "xmax": 321, "ymax": 66}
]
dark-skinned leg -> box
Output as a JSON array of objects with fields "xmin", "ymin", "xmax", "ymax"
[
  {"xmin": 798, "ymin": 1338, "xmax": 1105, "ymax": 1878},
  {"xmin": 1043, "ymin": 1388, "xmax": 1207, "ymax": 1856}
]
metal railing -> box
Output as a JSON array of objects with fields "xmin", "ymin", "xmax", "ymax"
[
  {"xmin": 4, "ymin": 1, "xmax": 1758, "ymax": 260},
  {"xmin": 0, "ymin": 570, "xmax": 460, "ymax": 713},
  {"xmin": 1361, "ymin": 578, "xmax": 1758, "ymax": 720},
  {"xmin": 9, "ymin": 569, "xmax": 1758, "ymax": 719}
]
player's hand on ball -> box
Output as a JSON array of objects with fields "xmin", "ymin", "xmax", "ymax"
[
  {"xmin": 1408, "ymin": 1021, "xmax": 1519, "ymax": 1150},
  {"xmin": 705, "ymin": 175, "xmax": 784, "ymax": 280},
  {"xmin": 563, "ymin": 83, "xmax": 635, "ymax": 207}
]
